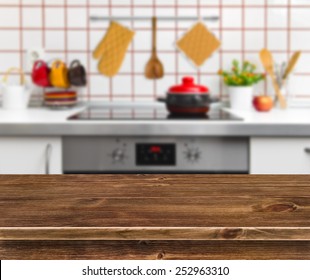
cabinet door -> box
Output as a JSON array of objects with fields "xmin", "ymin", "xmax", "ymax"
[
  {"xmin": 250, "ymin": 137, "xmax": 310, "ymax": 174},
  {"xmin": 0, "ymin": 137, "xmax": 62, "ymax": 174}
]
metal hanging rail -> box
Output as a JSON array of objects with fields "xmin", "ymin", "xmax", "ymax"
[{"xmin": 90, "ymin": 16, "xmax": 220, "ymax": 22}]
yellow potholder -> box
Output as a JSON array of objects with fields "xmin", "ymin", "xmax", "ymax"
[
  {"xmin": 93, "ymin": 21, "xmax": 135, "ymax": 77},
  {"xmin": 49, "ymin": 60, "xmax": 70, "ymax": 88},
  {"xmin": 177, "ymin": 22, "xmax": 221, "ymax": 68}
]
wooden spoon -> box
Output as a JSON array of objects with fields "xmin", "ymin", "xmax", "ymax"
[
  {"xmin": 260, "ymin": 49, "xmax": 287, "ymax": 109},
  {"xmin": 282, "ymin": 51, "xmax": 301, "ymax": 82},
  {"xmin": 145, "ymin": 17, "xmax": 164, "ymax": 79}
]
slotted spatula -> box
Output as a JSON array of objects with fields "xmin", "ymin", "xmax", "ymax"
[{"xmin": 260, "ymin": 49, "xmax": 287, "ymax": 109}]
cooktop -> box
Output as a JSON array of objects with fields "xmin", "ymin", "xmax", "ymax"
[{"xmin": 68, "ymin": 107, "xmax": 243, "ymax": 121}]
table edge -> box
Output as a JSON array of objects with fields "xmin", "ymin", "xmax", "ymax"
[{"xmin": 1, "ymin": 227, "xmax": 310, "ymax": 241}]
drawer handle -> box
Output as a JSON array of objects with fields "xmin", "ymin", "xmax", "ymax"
[
  {"xmin": 305, "ymin": 148, "xmax": 310, "ymax": 154},
  {"xmin": 45, "ymin": 144, "xmax": 52, "ymax": 175}
]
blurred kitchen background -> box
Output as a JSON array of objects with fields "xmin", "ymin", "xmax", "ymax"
[
  {"xmin": 0, "ymin": 0, "xmax": 308, "ymax": 103},
  {"xmin": 1, "ymin": 0, "xmax": 310, "ymax": 175}
]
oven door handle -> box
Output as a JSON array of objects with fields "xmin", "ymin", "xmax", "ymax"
[{"xmin": 45, "ymin": 144, "xmax": 53, "ymax": 175}]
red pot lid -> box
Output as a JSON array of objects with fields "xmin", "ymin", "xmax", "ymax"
[{"xmin": 168, "ymin": 77, "xmax": 209, "ymax": 94}]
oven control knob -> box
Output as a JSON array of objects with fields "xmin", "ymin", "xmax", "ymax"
[
  {"xmin": 111, "ymin": 148, "xmax": 126, "ymax": 163},
  {"xmin": 184, "ymin": 148, "xmax": 201, "ymax": 163}
]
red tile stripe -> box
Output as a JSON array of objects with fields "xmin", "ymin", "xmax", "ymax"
[
  {"xmin": 131, "ymin": 0, "xmax": 135, "ymax": 118},
  {"xmin": 174, "ymin": 0, "xmax": 179, "ymax": 84},
  {"xmin": 152, "ymin": 0, "xmax": 156, "ymax": 118},
  {"xmin": 152, "ymin": 0, "xmax": 157, "ymax": 104},
  {"xmin": 1, "ymin": 26, "xmax": 309, "ymax": 32},
  {"xmin": 264, "ymin": 0, "xmax": 268, "ymax": 95},
  {"xmin": 19, "ymin": 0, "xmax": 23, "ymax": 72},
  {"xmin": 0, "ymin": 3, "xmax": 307, "ymax": 8},
  {"xmin": 131, "ymin": 0, "xmax": 135, "ymax": 103},
  {"xmin": 286, "ymin": 0, "xmax": 292, "ymax": 100},
  {"xmin": 241, "ymin": 0, "xmax": 245, "ymax": 62},
  {"xmin": 64, "ymin": 0, "xmax": 68, "ymax": 63},
  {"xmin": 42, "ymin": 0, "xmax": 46, "ymax": 101},
  {"xmin": 197, "ymin": 0, "xmax": 201, "ymax": 85},
  {"xmin": 288, "ymin": 0, "xmax": 292, "ymax": 59},
  {"xmin": 42, "ymin": 0, "xmax": 46, "ymax": 48},
  {"xmin": 219, "ymin": 0, "xmax": 223, "ymax": 99},
  {"xmin": 86, "ymin": 0, "xmax": 91, "ymax": 102},
  {"xmin": 108, "ymin": 0, "xmax": 113, "ymax": 103}
]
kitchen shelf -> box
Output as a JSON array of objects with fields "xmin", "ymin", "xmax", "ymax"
[{"xmin": 90, "ymin": 16, "xmax": 219, "ymax": 22}]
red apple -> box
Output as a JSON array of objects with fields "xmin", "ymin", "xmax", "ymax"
[{"xmin": 253, "ymin": 96, "xmax": 273, "ymax": 112}]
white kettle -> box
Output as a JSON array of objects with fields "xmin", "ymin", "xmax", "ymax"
[{"xmin": 1, "ymin": 68, "xmax": 32, "ymax": 110}]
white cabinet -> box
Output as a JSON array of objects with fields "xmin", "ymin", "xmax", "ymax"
[
  {"xmin": 250, "ymin": 137, "xmax": 310, "ymax": 174},
  {"xmin": 0, "ymin": 137, "xmax": 62, "ymax": 174}
]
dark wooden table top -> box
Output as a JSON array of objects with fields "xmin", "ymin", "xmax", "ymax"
[{"xmin": 0, "ymin": 175, "xmax": 310, "ymax": 241}]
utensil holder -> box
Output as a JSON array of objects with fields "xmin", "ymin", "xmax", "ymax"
[{"xmin": 274, "ymin": 75, "xmax": 292, "ymax": 108}]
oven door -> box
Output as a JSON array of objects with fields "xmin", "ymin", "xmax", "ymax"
[{"xmin": 63, "ymin": 136, "xmax": 249, "ymax": 174}]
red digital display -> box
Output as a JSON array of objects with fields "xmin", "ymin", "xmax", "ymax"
[
  {"xmin": 150, "ymin": 146, "xmax": 162, "ymax": 153},
  {"xmin": 136, "ymin": 144, "xmax": 176, "ymax": 166}
]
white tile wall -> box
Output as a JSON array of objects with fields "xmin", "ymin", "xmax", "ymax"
[{"xmin": 0, "ymin": 0, "xmax": 308, "ymax": 102}]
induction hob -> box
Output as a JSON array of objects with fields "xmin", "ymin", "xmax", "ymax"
[{"xmin": 68, "ymin": 107, "xmax": 243, "ymax": 121}]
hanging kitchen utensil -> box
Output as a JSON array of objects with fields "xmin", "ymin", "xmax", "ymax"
[
  {"xmin": 31, "ymin": 60, "xmax": 51, "ymax": 87},
  {"xmin": 1, "ymin": 67, "xmax": 31, "ymax": 110},
  {"xmin": 68, "ymin": 60, "xmax": 87, "ymax": 86},
  {"xmin": 145, "ymin": 17, "xmax": 164, "ymax": 79},
  {"xmin": 49, "ymin": 60, "xmax": 70, "ymax": 88},
  {"xmin": 259, "ymin": 49, "xmax": 287, "ymax": 109},
  {"xmin": 93, "ymin": 21, "xmax": 135, "ymax": 77},
  {"xmin": 176, "ymin": 21, "xmax": 221, "ymax": 68},
  {"xmin": 158, "ymin": 76, "xmax": 218, "ymax": 115}
]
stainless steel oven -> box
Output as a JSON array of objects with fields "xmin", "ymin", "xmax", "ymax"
[
  {"xmin": 65, "ymin": 105, "xmax": 248, "ymax": 174},
  {"xmin": 63, "ymin": 136, "xmax": 249, "ymax": 174}
]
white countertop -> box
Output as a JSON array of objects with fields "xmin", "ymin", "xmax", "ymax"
[
  {"xmin": 0, "ymin": 103, "xmax": 309, "ymax": 124},
  {"xmin": 0, "ymin": 104, "xmax": 87, "ymax": 123},
  {"xmin": 0, "ymin": 102, "xmax": 310, "ymax": 136},
  {"xmin": 224, "ymin": 108, "xmax": 310, "ymax": 124}
]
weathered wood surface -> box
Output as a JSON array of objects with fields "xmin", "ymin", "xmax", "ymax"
[
  {"xmin": 0, "ymin": 175, "xmax": 310, "ymax": 240},
  {"xmin": 1, "ymin": 241, "xmax": 309, "ymax": 260},
  {"xmin": 0, "ymin": 175, "xmax": 310, "ymax": 259},
  {"xmin": 1, "ymin": 227, "xmax": 310, "ymax": 241}
]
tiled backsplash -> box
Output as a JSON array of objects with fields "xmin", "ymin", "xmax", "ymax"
[{"xmin": 0, "ymin": 0, "xmax": 309, "ymax": 102}]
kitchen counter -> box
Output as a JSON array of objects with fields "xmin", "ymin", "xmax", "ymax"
[
  {"xmin": 1, "ymin": 102, "xmax": 310, "ymax": 136},
  {"xmin": 0, "ymin": 175, "xmax": 310, "ymax": 259}
]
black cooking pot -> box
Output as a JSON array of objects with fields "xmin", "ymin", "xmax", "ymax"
[{"xmin": 158, "ymin": 77, "xmax": 218, "ymax": 114}]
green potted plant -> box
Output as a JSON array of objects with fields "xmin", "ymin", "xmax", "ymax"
[{"xmin": 218, "ymin": 60, "xmax": 265, "ymax": 111}]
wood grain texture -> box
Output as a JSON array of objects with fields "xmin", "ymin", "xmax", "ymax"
[
  {"xmin": 1, "ymin": 227, "xmax": 310, "ymax": 241},
  {"xmin": 0, "ymin": 175, "xmax": 310, "ymax": 259},
  {"xmin": 1, "ymin": 241, "xmax": 310, "ymax": 260},
  {"xmin": 0, "ymin": 175, "xmax": 310, "ymax": 231}
]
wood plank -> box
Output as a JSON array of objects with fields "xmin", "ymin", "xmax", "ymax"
[
  {"xmin": 1, "ymin": 197, "xmax": 309, "ymax": 227},
  {"xmin": 1, "ymin": 227, "xmax": 310, "ymax": 241},
  {"xmin": 0, "ymin": 175, "xmax": 310, "ymax": 228},
  {"xmin": 2, "ymin": 174, "xmax": 310, "ymax": 186},
  {"xmin": 0, "ymin": 175, "xmax": 310, "ymax": 240},
  {"xmin": 1, "ymin": 240, "xmax": 309, "ymax": 260}
]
